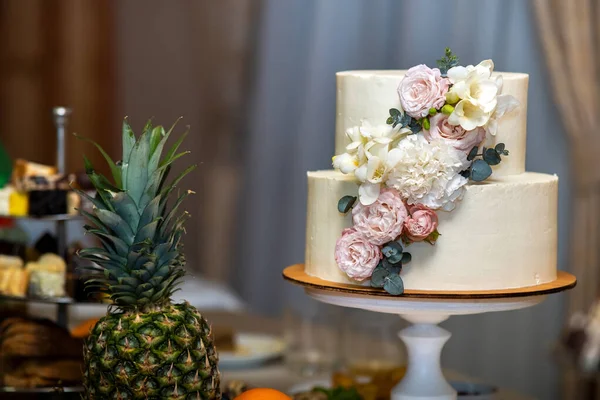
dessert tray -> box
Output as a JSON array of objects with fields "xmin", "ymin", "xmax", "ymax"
[{"xmin": 284, "ymin": 265, "xmax": 576, "ymax": 400}]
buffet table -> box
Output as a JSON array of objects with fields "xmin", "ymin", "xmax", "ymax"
[{"xmin": 203, "ymin": 311, "xmax": 536, "ymax": 400}]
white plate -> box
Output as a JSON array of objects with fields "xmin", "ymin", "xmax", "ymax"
[{"xmin": 218, "ymin": 332, "xmax": 285, "ymax": 369}]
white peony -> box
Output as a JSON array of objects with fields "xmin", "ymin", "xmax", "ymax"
[
  {"xmin": 333, "ymin": 121, "xmax": 410, "ymax": 205},
  {"xmin": 385, "ymin": 135, "xmax": 469, "ymax": 211}
]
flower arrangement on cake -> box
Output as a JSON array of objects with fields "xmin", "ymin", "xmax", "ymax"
[{"xmin": 332, "ymin": 49, "xmax": 520, "ymax": 295}]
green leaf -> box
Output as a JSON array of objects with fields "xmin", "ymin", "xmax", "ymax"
[
  {"xmin": 494, "ymin": 143, "xmax": 505, "ymax": 153},
  {"xmin": 88, "ymin": 230, "xmax": 130, "ymax": 255},
  {"xmin": 436, "ymin": 47, "xmax": 460, "ymax": 75},
  {"xmin": 387, "ymin": 108, "xmax": 402, "ymax": 127},
  {"xmin": 139, "ymin": 194, "xmax": 161, "ymax": 231},
  {"xmin": 74, "ymin": 133, "xmax": 122, "ymax": 187},
  {"xmin": 159, "ymin": 190, "xmax": 192, "ymax": 238},
  {"xmin": 401, "ymin": 252, "xmax": 412, "ymax": 264},
  {"xmin": 429, "ymin": 108, "xmax": 437, "ymax": 115},
  {"xmin": 337, "ymin": 195, "xmax": 357, "ymax": 214},
  {"xmin": 72, "ymin": 187, "xmax": 107, "ymax": 211},
  {"xmin": 111, "ymin": 192, "xmax": 140, "ymax": 231},
  {"xmin": 407, "ymin": 117, "xmax": 422, "ymax": 134},
  {"xmin": 159, "ymin": 164, "xmax": 197, "ymax": 202},
  {"xmin": 126, "ymin": 129, "xmax": 151, "ymax": 205},
  {"xmin": 483, "ymin": 148, "xmax": 501, "ymax": 165},
  {"xmin": 467, "ymin": 146, "xmax": 478, "ymax": 161},
  {"xmin": 122, "ymin": 118, "xmax": 136, "ymax": 188},
  {"xmin": 383, "ymin": 274, "xmax": 404, "ymax": 295},
  {"xmin": 382, "ymin": 241, "xmax": 403, "ymax": 264},
  {"xmin": 470, "ymin": 159, "xmax": 492, "ymax": 182},
  {"xmin": 94, "ymin": 209, "xmax": 135, "ymax": 245},
  {"xmin": 149, "ymin": 126, "xmax": 165, "ymax": 157},
  {"xmin": 159, "ymin": 127, "xmax": 189, "ymax": 169},
  {"xmin": 425, "ymin": 229, "xmax": 441, "ymax": 245},
  {"xmin": 370, "ymin": 265, "xmax": 389, "ymax": 288},
  {"xmin": 371, "ymin": 260, "xmax": 402, "ymax": 288},
  {"xmin": 134, "ymin": 219, "xmax": 159, "ymax": 243}
]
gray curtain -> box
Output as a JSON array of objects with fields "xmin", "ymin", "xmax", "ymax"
[{"xmin": 235, "ymin": 1, "xmax": 570, "ymax": 399}]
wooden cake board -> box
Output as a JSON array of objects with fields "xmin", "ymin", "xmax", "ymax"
[{"xmin": 283, "ymin": 264, "xmax": 576, "ymax": 300}]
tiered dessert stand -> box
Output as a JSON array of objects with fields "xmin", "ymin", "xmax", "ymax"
[
  {"xmin": 0, "ymin": 108, "xmax": 92, "ymax": 398},
  {"xmin": 283, "ymin": 264, "xmax": 576, "ymax": 400}
]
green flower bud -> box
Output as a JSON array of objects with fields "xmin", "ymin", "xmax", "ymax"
[
  {"xmin": 429, "ymin": 108, "xmax": 437, "ymax": 115},
  {"xmin": 422, "ymin": 118, "xmax": 431, "ymax": 130},
  {"xmin": 441, "ymin": 104, "xmax": 455, "ymax": 115},
  {"xmin": 445, "ymin": 91, "xmax": 459, "ymax": 105}
]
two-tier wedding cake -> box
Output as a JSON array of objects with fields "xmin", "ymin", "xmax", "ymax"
[{"xmin": 304, "ymin": 49, "xmax": 557, "ymax": 294}]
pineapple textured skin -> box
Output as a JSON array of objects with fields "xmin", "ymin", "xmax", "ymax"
[{"xmin": 83, "ymin": 302, "xmax": 220, "ymax": 399}]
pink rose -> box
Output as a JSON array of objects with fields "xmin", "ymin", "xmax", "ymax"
[
  {"xmin": 424, "ymin": 113, "xmax": 486, "ymax": 152},
  {"xmin": 352, "ymin": 188, "xmax": 408, "ymax": 245},
  {"xmin": 398, "ymin": 65, "xmax": 450, "ymax": 119},
  {"xmin": 404, "ymin": 204, "xmax": 438, "ymax": 242},
  {"xmin": 335, "ymin": 228, "xmax": 382, "ymax": 281}
]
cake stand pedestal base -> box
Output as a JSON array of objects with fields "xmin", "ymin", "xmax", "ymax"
[
  {"xmin": 306, "ymin": 288, "xmax": 546, "ymax": 400},
  {"xmin": 395, "ymin": 316, "xmax": 453, "ymax": 400}
]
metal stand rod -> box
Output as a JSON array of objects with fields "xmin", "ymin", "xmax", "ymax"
[
  {"xmin": 52, "ymin": 107, "xmax": 72, "ymax": 329},
  {"xmin": 56, "ymin": 303, "xmax": 69, "ymax": 329},
  {"xmin": 52, "ymin": 107, "xmax": 71, "ymax": 175}
]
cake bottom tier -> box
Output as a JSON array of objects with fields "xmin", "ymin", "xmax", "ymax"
[{"xmin": 305, "ymin": 170, "xmax": 558, "ymax": 291}]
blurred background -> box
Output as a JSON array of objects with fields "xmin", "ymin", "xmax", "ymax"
[{"xmin": 0, "ymin": 0, "xmax": 598, "ymax": 399}]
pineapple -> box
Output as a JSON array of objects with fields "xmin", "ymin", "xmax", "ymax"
[{"xmin": 76, "ymin": 119, "xmax": 220, "ymax": 399}]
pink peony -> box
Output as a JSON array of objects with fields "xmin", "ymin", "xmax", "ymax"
[
  {"xmin": 334, "ymin": 228, "xmax": 382, "ymax": 281},
  {"xmin": 424, "ymin": 113, "xmax": 486, "ymax": 152},
  {"xmin": 352, "ymin": 188, "xmax": 408, "ymax": 245},
  {"xmin": 398, "ymin": 65, "xmax": 450, "ymax": 119},
  {"xmin": 404, "ymin": 204, "xmax": 438, "ymax": 242}
]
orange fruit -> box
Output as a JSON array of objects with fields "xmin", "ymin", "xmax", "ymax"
[{"xmin": 234, "ymin": 388, "xmax": 292, "ymax": 400}]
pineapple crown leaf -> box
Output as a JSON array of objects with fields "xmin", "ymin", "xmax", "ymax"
[{"xmin": 76, "ymin": 117, "xmax": 192, "ymax": 311}]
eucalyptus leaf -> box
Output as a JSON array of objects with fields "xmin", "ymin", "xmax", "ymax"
[
  {"xmin": 337, "ymin": 195, "xmax": 357, "ymax": 214},
  {"xmin": 401, "ymin": 252, "xmax": 412, "ymax": 264},
  {"xmin": 370, "ymin": 265, "xmax": 389, "ymax": 288},
  {"xmin": 467, "ymin": 146, "xmax": 478, "ymax": 161},
  {"xmin": 382, "ymin": 258, "xmax": 402, "ymax": 271},
  {"xmin": 483, "ymin": 148, "xmax": 501, "ymax": 165},
  {"xmin": 382, "ymin": 241, "xmax": 403, "ymax": 258},
  {"xmin": 494, "ymin": 143, "xmax": 505, "ymax": 153},
  {"xmin": 383, "ymin": 274, "xmax": 404, "ymax": 295},
  {"xmin": 470, "ymin": 159, "xmax": 492, "ymax": 182},
  {"xmin": 408, "ymin": 118, "xmax": 422, "ymax": 134}
]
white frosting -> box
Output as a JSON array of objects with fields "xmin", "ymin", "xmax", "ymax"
[
  {"xmin": 335, "ymin": 71, "xmax": 529, "ymax": 177},
  {"xmin": 305, "ymin": 171, "xmax": 557, "ymax": 291}
]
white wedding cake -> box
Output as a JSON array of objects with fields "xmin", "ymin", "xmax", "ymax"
[{"xmin": 304, "ymin": 50, "xmax": 557, "ymax": 293}]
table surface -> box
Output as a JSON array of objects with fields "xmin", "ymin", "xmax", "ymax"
[{"xmin": 203, "ymin": 311, "xmax": 536, "ymax": 400}]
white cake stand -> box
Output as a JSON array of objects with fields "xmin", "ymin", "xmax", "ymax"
[{"xmin": 283, "ymin": 265, "xmax": 576, "ymax": 400}]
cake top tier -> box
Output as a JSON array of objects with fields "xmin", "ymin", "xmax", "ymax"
[{"xmin": 335, "ymin": 69, "xmax": 528, "ymax": 179}]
